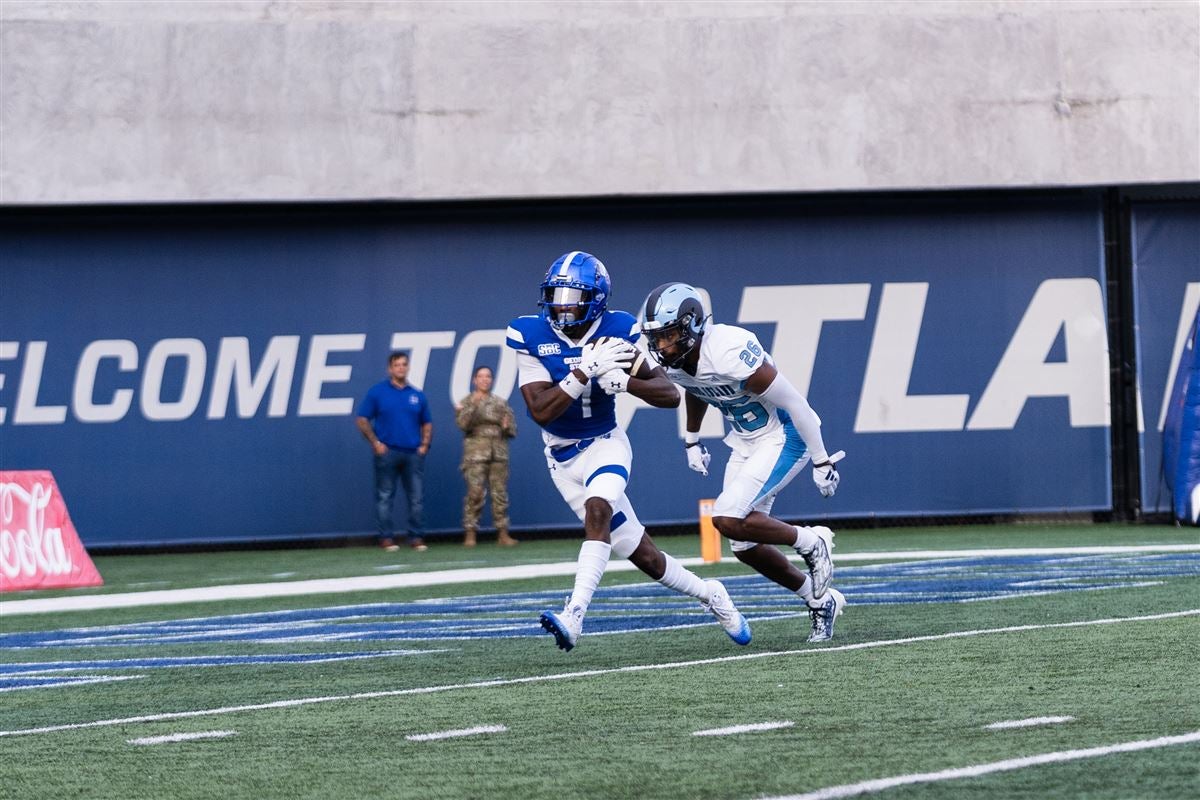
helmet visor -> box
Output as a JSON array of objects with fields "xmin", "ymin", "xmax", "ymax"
[
  {"xmin": 543, "ymin": 286, "xmax": 591, "ymax": 307},
  {"xmin": 542, "ymin": 285, "xmax": 594, "ymax": 326}
]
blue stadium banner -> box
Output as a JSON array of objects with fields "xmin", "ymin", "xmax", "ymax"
[
  {"xmin": 1132, "ymin": 202, "xmax": 1200, "ymax": 513},
  {"xmin": 1, "ymin": 197, "xmax": 1112, "ymax": 546}
]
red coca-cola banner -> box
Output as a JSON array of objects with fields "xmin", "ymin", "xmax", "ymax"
[{"xmin": 0, "ymin": 470, "xmax": 103, "ymax": 592}]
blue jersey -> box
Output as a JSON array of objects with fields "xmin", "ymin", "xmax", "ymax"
[{"xmin": 506, "ymin": 311, "xmax": 640, "ymax": 440}]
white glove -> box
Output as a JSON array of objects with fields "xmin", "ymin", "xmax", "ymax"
[
  {"xmin": 812, "ymin": 450, "xmax": 845, "ymax": 498},
  {"xmin": 597, "ymin": 369, "xmax": 630, "ymax": 395},
  {"xmin": 685, "ymin": 443, "xmax": 711, "ymax": 476},
  {"xmin": 579, "ymin": 337, "xmax": 635, "ymax": 378}
]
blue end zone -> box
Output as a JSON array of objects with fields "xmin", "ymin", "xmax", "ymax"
[{"xmin": 2, "ymin": 554, "xmax": 1197, "ymax": 662}]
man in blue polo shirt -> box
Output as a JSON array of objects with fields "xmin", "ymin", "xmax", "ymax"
[{"xmin": 356, "ymin": 351, "xmax": 432, "ymax": 551}]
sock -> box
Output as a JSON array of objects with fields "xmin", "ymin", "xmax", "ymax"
[
  {"xmin": 797, "ymin": 577, "xmax": 821, "ymax": 608},
  {"xmin": 793, "ymin": 525, "xmax": 819, "ymax": 553},
  {"xmin": 568, "ymin": 539, "xmax": 612, "ymax": 612},
  {"xmin": 657, "ymin": 553, "xmax": 709, "ymax": 601}
]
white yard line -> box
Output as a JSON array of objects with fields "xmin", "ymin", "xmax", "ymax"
[
  {"xmin": 693, "ymin": 721, "xmax": 794, "ymax": 737},
  {"xmin": 4, "ymin": 544, "xmax": 1198, "ymax": 615},
  {"xmin": 762, "ymin": 730, "xmax": 1200, "ymax": 800},
  {"xmin": 128, "ymin": 730, "xmax": 236, "ymax": 746},
  {"xmin": 986, "ymin": 716, "xmax": 1075, "ymax": 730},
  {"xmin": 1, "ymin": 608, "xmax": 1195, "ymax": 739},
  {"xmin": 404, "ymin": 724, "xmax": 507, "ymax": 742}
]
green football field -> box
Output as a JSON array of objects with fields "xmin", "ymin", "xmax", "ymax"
[{"xmin": 2, "ymin": 524, "xmax": 1198, "ymax": 800}]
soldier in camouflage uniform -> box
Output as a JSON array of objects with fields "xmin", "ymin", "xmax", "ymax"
[{"xmin": 456, "ymin": 366, "xmax": 519, "ymax": 546}]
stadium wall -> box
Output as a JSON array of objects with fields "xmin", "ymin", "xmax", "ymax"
[
  {"xmin": 2, "ymin": 1, "xmax": 1197, "ymax": 203},
  {"xmin": 3, "ymin": 189, "xmax": 1196, "ymax": 547}
]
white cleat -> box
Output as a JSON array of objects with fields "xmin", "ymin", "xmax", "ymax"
[
  {"xmin": 798, "ymin": 526, "xmax": 835, "ymax": 600},
  {"xmin": 701, "ymin": 579, "xmax": 752, "ymax": 645},
  {"xmin": 806, "ymin": 588, "xmax": 846, "ymax": 643},
  {"xmin": 539, "ymin": 600, "xmax": 584, "ymax": 651}
]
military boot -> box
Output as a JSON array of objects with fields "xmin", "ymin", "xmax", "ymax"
[
  {"xmin": 496, "ymin": 529, "xmax": 518, "ymax": 547},
  {"xmin": 463, "ymin": 529, "xmax": 477, "ymax": 547}
]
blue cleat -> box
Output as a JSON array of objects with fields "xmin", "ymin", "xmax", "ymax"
[
  {"xmin": 702, "ymin": 579, "xmax": 752, "ymax": 645},
  {"xmin": 539, "ymin": 601, "xmax": 584, "ymax": 651}
]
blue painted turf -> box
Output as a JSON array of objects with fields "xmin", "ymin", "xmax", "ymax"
[{"xmin": 2, "ymin": 553, "xmax": 1197, "ymax": 665}]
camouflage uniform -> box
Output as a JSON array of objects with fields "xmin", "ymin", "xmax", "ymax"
[{"xmin": 456, "ymin": 392, "xmax": 518, "ymax": 545}]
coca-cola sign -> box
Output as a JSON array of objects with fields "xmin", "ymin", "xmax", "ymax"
[{"xmin": 0, "ymin": 471, "xmax": 102, "ymax": 592}]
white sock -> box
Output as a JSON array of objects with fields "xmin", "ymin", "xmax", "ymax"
[
  {"xmin": 797, "ymin": 578, "xmax": 819, "ymax": 608},
  {"xmin": 793, "ymin": 525, "xmax": 819, "ymax": 553},
  {"xmin": 657, "ymin": 553, "xmax": 709, "ymax": 601},
  {"xmin": 568, "ymin": 539, "xmax": 612, "ymax": 611}
]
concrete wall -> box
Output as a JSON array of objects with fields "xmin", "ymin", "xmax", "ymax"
[{"xmin": 2, "ymin": 1, "xmax": 1197, "ymax": 203}]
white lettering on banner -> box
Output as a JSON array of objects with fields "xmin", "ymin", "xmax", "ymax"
[
  {"xmin": 738, "ymin": 284, "xmax": 870, "ymax": 397},
  {"xmin": 73, "ymin": 339, "xmax": 138, "ymax": 423},
  {"xmin": 14, "ymin": 342, "xmax": 67, "ymax": 425},
  {"xmin": 449, "ymin": 330, "xmax": 517, "ymax": 404},
  {"xmin": 856, "ymin": 283, "xmax": 971, "ymax": 432},
  {"xmin": 207, "ymin": 336, "xmax": 300, "ymax": 419},
  {"xmin": 0, "ymin": 279, "xmax": 1124, "ymax": 431},
  {"xmin": 1155, "ymin": 282, "xmax": 1200, "ymax": 433},
  {"xmin": 389, "ymin": 332, "xmax": 456, "ymax": 391},
  {"xmin": 141, "ymin": 338, "xmax": 207, "ymax": 422},
  {"xmin": 0, "ymin": 341, "xmax": 17, "ymax": 424},
  {"xmin": 297, "ymin": 334, "xmax": 365, "ymax": 416},
  {"xmin": 967, "ymin": 278, "xmax": 1109, "ymax": 430},
  {"xmin": 0, "ymin": 481, "xmax": 72, "ymax": 579}
]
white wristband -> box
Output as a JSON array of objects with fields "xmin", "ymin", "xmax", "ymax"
[
  {"xmin": 684, "ymin": 430, "xmax": 700, "ymax": 445},
  {"xmin": 559, "ymin": 373, "xmax": 586, "ymax": 399}
]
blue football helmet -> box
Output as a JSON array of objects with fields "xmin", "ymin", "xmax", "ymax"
[
  {"xmin": 539, "ymin": 251, "xmax": 611, "ymax": 329},
  {"xmin": 639, "ymin": 282, "xmax": 708, "ymax": 368}
]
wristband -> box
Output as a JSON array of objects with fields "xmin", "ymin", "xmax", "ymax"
[
  {"xmin": 684, "ymin": 430, "xmax": 701, "ymax": 446},
  {"xmin": 559, "ymin": 373, "xmax": 586, "ymax": 400}
]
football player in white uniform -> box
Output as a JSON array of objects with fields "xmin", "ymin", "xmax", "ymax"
[
  {"xmin": 639, "ymin": 282, "xmax": 847, "ymax": 643},
  {"xmin": 506, "ymin": 252, "xmax": 751, "ymax": 651}
]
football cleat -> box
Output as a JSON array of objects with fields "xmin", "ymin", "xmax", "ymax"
[
  {"xmin": 701, "ymin": 579, "xmax": 752, "ymax": 645},
  {"xmin": 539, "ymin": 600, "xmax": 585, "ymax": 651},
  {"xmin": 806, "ymin": 588, "xmax": 846, "ymax": 643},
  {"xmin": 798, "ymin": 526, "xmax": 835, "ymax": 600}
]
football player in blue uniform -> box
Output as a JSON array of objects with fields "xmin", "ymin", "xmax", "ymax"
[
  {"xmin": 506, "ymin": 251, "xmax": 750, "ymax": 651},
  {"xmin": 639, "ymin": 282, "xmax": 846, "ymax": 643}
]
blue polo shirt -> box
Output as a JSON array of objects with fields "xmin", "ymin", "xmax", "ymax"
[{"xmin": 356, "ymin": 380, "xmax": 431, "ymax": 451}]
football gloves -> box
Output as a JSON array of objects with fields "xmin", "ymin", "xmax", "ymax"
[
  {"xmin": 685, "ymin": 442, "xmax": 711, "ymax": 476},
  {"xmin": 579, "ymin": 337, "xmax": 635, "ymax": 378},
  {"xmin": 812, "ymin": 450, "xmax": 845, "ymax": 498},
  {"xmin": 597, "ymin": 370, "xmax": 630, "ymax": 395}
]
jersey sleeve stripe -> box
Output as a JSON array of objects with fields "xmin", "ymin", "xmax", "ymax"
[{"xmin": 505, "ymin": 325, "xmax": 528, "ymax": 352}]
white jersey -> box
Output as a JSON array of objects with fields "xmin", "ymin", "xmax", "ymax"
[{"xmin": 665, "ymin": 323, "xmax": 817, "ymax": 449}]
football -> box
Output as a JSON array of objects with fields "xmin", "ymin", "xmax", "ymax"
[{"xmin": 596, "ymin": 336, "xmax": 647, "ymax": 376}]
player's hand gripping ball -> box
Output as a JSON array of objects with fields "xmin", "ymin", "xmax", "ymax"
[
  {"xmin": 591, "ymin": 337, "xmax": 647, "ymax": 376},
  {"xmin": 578, "ymin": 336, "xmax": 635, "ymax": 378}
]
